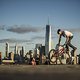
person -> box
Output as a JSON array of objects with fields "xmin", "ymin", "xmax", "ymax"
[
  {"xmin": 57, "ymin": 29, "xmax": 77, "ymax": 54},
  {"xmin": 31, "ymin": 58, "xmax": 36, "ymax": 65}
]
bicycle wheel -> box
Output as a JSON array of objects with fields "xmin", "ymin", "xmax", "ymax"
[{"xmin": 48, "ymin": 49, "xmax": 57, "ymax": 64}]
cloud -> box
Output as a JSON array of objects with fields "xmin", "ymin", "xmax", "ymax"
[
  {"xmin": 31, "ymin": 35, "xmax": 57, "ymax": 41},
  {"xmin": 0, "ymin": 39, "xmax": 31, "ymax": 43},
  {"xmin": 1, "ymin": 25, "xmax": 80, "ymax": 34},
  {"xmin": 31, "ymin": 36, "xmax": 45, "ymax": 40},
  {"xmin": 7, "ymin": 25, "xmax": 43, "ymax": 34},
  {"xmin": 0, "ymin": 25, "xmax": 5, "ymax": 30}
]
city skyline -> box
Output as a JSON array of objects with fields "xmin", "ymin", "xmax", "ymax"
[{"xmin": 0, "ymin": 0, "xmax": 80, "ymax": 57}]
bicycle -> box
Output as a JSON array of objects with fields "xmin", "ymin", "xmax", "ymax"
[{"xmin": 48, "ymin": 43, "xmax": 72, "ymax": 64}]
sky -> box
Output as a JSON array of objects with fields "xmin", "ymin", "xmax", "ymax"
[{"xmin": 0, "ymin": 0, "xmax": 80, "ymax": 57}]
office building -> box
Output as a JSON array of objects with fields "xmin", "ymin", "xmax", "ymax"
[
  {"xmin": 35, "ymin": 44, "xmax": 42, "ymax": 57},
  {"xmin": 45, "ymin": 24, "xmax": 51, "ymax": 56},
  {"xmin": 9, "ymin": 52, "xmax": 14, "ymax": 60},
  {"xmin": 5, "ymin": 42, "xmax": 9, "ymax": 58},
  {"xmin": 20, "ymin": 46, "xmax": 24, "ymax": 57},
  {"xmin": 40, "ymin": 46, "xmax": 45, "ymax": 55},
  {"xmin": 14, "ymin": 45, "xmax": 18, "ymax": 54},
  {"xmin": 22, "ymin": 46, "xmax": 24, "ymax": 57},
  {"xmin": 35, "ymin": 44, "xmax": 42, "ymax": 49}
]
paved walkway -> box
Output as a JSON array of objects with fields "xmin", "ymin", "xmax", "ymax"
[{"xmin": 0, "ymin": 65, "xmax": 80, "ymax": 80}]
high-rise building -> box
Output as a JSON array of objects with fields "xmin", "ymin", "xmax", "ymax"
[
  {"xmin": 5, "ymin": 42, "xmax": 9, "ymax": 58},
  {"xmin": 21, "ymin": 46, "xmax": 24, "ymax": 57},
  {"xmin": 14, "ymin": 45, "xmax": 18, "ymax": 54},
  {"xmin": 9, "ymin": 52, "xmax": 14, "ymax": 60},
  {"xmin": 40, "ymin": 46, "xmax": 45, "ymax": 55},
  {"xmin": 20, "ymin": 46, "xmax": 24, "ymax": 57},
  {"xmin": 35, "ymin": 44, "xmax": 42, "ymax": 57},
  {"xmin": 35, "ymin": 44, "xmax": 42, "ymax": 49},
  {"xmin": 45, "ymin": 24, "xmax": 51, "ymax": 56}
]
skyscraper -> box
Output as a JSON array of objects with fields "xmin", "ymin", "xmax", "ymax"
[
  {"xmin": 5, "ymin": 42, "xmax": 9, "ymax": 58},
  {"xmin": 45, "ymin": 24, "xmax": 51, "ymax": 56},
  {"xmin": 15, "ymin": 45, "xmax": 18, "ymax": 54},
  {"xmin": 35, "ymin": 44, "xmax": 42, "ymax": 58},
  {"xmin": 22, "ymin": 46, "xmax": 24, "ymax": 57},
  {"xmin": 9, "ymin": 52, "xmax": 14, "ymax": 60}
]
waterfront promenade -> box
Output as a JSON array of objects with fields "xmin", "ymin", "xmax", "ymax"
[{"xmin": 0, "ymin": 65, "xmax": 80, "ymax": 80}]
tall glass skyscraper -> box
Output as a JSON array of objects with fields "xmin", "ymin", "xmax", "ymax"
[
  {"xmin": 5, "ymin": 42, "xmax": 9, "ymax": 58},
  {"xmin": 45, "ymin": 24, "xmax": 51, "ymax": 56}
]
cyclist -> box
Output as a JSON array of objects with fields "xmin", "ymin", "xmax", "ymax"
[{"xmin": 57, "ymin": 29, "xmax": 77, "ymax": 54}]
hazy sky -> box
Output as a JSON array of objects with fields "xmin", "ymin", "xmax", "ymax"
[{"xmin": 0, "ymin": 0, "xmax": 80, "ymax": 57}]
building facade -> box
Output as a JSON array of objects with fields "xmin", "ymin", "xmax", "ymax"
[
  {"xmin": 5, "ymin": 42, "xmax": 9, "ymax": 58},
  {"xmin": 45, "ymin": 25, "xmax": 51, "ymax": 56}
]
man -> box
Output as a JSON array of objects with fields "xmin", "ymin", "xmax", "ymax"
[{"xmin": 57, "ymin": 29, "xmax": 77, "ymax": 54}]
